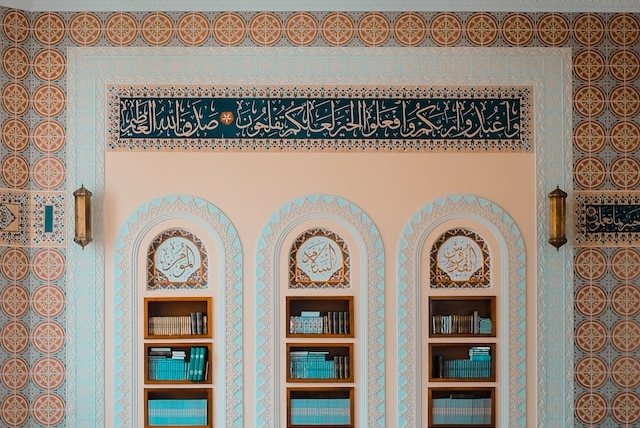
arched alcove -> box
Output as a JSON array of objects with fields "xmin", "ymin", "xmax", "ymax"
[
  {"xmin": 397, "ymin": 195, "xmax": 526, "ymax": 427},
  {"xmin": 255, "ymin": 194, "xmax": 385, "ymax": 428},
  {"xmin": 110, "ymin": 195, "xmax": 243, "ymax": 427}
]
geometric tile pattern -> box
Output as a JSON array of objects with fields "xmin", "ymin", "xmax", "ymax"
[{"xmin": 0, "ymin": 7, "xmax": 638, "ymax": 428}]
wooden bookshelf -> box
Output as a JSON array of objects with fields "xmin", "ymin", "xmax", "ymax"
[
  {"xmin": 285, "ymin": 296, "xmax": 355, "ymax": 427},
  {"xmin": 143, "ymin": 297, "xmax": 213, "ymax": 428},
  {"xmin": 427, "ymin": 296, "xmax": 497, "ymax": 427}
]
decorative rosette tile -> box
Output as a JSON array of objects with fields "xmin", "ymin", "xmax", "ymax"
[
  {"xmin": 573, "ymin": 49, "xmax": 605, "ymax": 82},
  {"xmin": 32, "ymin": 284, "xmax": 65, "ymax": 318},
  {"xmin": 610, "ymin": 156, "xmax": 640, "ymax": 189},
  {"xmin": 608, "ymin": 14, "xmax": 639, "ymax": 47},
  {"xmin": 573, "ymin": 157, "xmax": 606, "ymax": 189},
  {"xmin": 1, "ymin": 118, "xmax": 29, "ymax": 152},
  {"xmin": 33, "ymin": 13, "xmax": 65, "ymax": 46},
  {"xmin": 249, "ymin": 12, "xmax": 282, "ymax": 46},
  {"xmin": 575, "ymin": 355, "xmax": 608, "ymax": 388},
  {"xmin": 465, "ymin": 12, "xmax": 498, "ymax": 46},
  {"xmin": 575, "ymin": 392, "xmax": 607, "ymax": 425},
  {"xmin": 32, "ymin": 156, "xmax": 65, "ymax": 190},
  {"xmin": 611, "ymin": 392, "xmax": 640, "ymax": 425},
  {"xmin": 611, "ymin": 284, "xmax": 640, "ymax": 316},
  {"xmin": 611, "ymin": 319, "xmax": 640, "ymax": 352},
  {"xmin": 609, "ymin": 85, "xmax": 640, "ymax": 118},
  {"xmin": 610, "ymin": 120, "xmax": 640, "ymax": 154},
  {"xmin": 212, "ymin": 12, "xmax": 246, "ymax": 46},
  {"xmin": 0, "ymin": 283, "xmax": 29, "ymax": 317},
  {"xmin": 0, "ymin": 394, "xmax": 29, "ymax": 426},
  {"xmin": 69, "ymin": 12, "xmax": 102, "ymax": 46},
  {"xmin": 285, "ymin": 12, "xmax": 318, "ymax": 47},
  {"xmin": 574, "ymin": 248, "xmax": 608, "ymax": 281},
  {"xmin": 32, "ymin": 248, "xmax": 65, "ymax": 282},
  {"xmin": 608, "ymin": 49, "xmax": 639, "ymax": 82},
  {"xmin": 2, "ymin": 9, "xmax": 29, "ymax": 44},
  {"xmin": 573, "ymin": 120, "xmax": 606, "ymax": 153},
  {"xmin": 32, "ymin": 84, "xmax": 66, "ymax": 118},
  {"xmin": 2, "ymin": 46, "xmax": 29, "ymax": 79},
  {"xmin": 0, "ymin": 248, "xmax": 29, "ymax": 281},
  {"xmin": 141, "ymin": 12, "xmax": 175, "ymax": 46},
  {"xmin": 574, "ymin": 282, "xmax": 607, "ymax": 316},
  {"xmin": 0, "ymin": 320, "xmax": 29, "ymax": 353},
  {"xmin": 429, "ymin": 12, "xmax": 462, "ymax": 46},
  {"xmin": 573, "ymin": 84, "xmax": 606, "ymax": 118},
  {"xmin": 572, "ymin": 13, "xmax": 605, "ymax": 46},
  {"xmin": 177, "ymin": 12, "xmax": 211, "ymax": 46},
  {"xmin": 33, "ymin": 48, "xmax": 66, "ymax": 82},
  {"xmin": 0, "ymin": 357, "xmax": 29, "ymax": 390},
  {"xmin": 31, "ymin": 393, "xmax": 65, "ymax": 426},
  {"xmin": 610, "ymin": 248, "xmax": 640, "ymax": 281},
  {"xmin": 574, "ymin": 319, "xmax": 608, "ymax": 353},
  {"xmin": 611, "ymin": 355, "xmax": 640, "ymax": 388},
  {"xmin": 33, "ymin": 120, "xmax": 65, "ymax": 153},
  {"xmin": 393, "ymin": 12, "xmax": 426, "ymax": 46},
  {"xmin": 105, "ymin": 13, "xmax": 139, "ymax": 46},
  {"xmin": 1, "ymin": 154, "xmax": 30, "ymax": 188},
  {"xmin": 321, "ymin": 12, "xmax": 355, "ymax": 46},
  {"xmin": 357, "ymin": 12, "xmax": 390, "ymax": 47},
  {"xmin": 501, "ymin": 13, "xmax": 534, "ymax": 46},
  {"xmin": 537, "ymin": 13, "xmax": 570, "ymax": 46},
  {"xmin": 31, "ymin": 321, "xmax": 65, "ymax": 354},
  {"xmin": 2, "ymin": 82, "xmax": 29, "ymax": 116},
  {"xmin": 32, "ymin": 357, "xmax": 65, "ymax": 390}
]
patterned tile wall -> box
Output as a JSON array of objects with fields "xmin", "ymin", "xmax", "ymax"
[{"xmin": 0, "ymin": 7, "xmax": 637, "ymax": 427}]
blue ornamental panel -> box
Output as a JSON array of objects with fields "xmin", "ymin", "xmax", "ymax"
[{"xmin": 109, "ymin": 85, "xmax": 532, "ymax": 151}]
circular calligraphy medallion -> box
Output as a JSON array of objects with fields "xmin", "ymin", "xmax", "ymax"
[
  {"xmin": 295, "ymin": 235, "xmax": 345, "ymax": 284},
  {"xmin": 153, "ymin": 236, "xmax": 203, "ymax": 286},
  {"xmin": 436, "ymin": 235, "xmax": 483, "ymax": 283}
]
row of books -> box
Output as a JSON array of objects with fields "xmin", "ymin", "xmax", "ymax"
[
  {"xmin": 148, "ymin": 398, "xmax": 207, "ymax": 426},
  {"xmin": 289, "ymin": 311, "xmax": 350, "ymax": 335},
  {"xmin": 441, "ymin": 359, "xmax": 491, "ymax": 379},
  {"xmin": 431, "ymin": 312, "xmax": 492, "ymax": 335},
  {"xmin": 289, "ymin": 351, "xmax": 350, "ymax": 379},
  {"xmin": 431, "ymin": 396, "xmax": 492, "ymax": 425},
  {"xmin": 290, "ymin": 398, "xmax": 351, "ymax": 425},
  {"xmin": 148, "ymin": 347, "xmax": 208, "ymax": 382},
  {"xmin": 148, "ymin": 312, "xmax": 208, "ymax": 336}
]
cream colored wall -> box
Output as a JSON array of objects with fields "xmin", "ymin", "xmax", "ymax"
[{"xmin": 104, "ymin": 150, "xmax": 536, "ymax": 425}]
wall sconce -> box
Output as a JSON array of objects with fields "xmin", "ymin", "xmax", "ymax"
[
  {"xmin": 73, "ymin": 185, "xmax": 92, "ymax": 249},
  {"xmin": 548, "ymin": 186, "xmax": 567, "ymax": 250}
]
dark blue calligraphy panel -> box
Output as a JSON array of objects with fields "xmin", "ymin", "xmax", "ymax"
[
  {"xmin": 119, "ymin": 97, "xmax": 521, "ymax": 141},
  {"xmin": 585, "ymin": 204, "xmax": 640, "ymax": 233}
]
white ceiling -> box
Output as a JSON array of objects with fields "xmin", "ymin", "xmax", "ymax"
[{"xmin": 0, "ymin": 0, "xmax": 638, "ymax": 12}]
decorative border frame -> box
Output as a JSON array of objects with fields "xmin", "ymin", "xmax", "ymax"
[{"xmin": 67, "ymin": 46, "xmax": 573, "ymax": 428}]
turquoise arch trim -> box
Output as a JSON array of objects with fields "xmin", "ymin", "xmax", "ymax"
[
  {"xmin": 396, "ymin": 194, "xmax": 526, "ymax": 428},
  {"xmin": 112, "ymin": 194, "xmax": 243, "ymax": 428},
  {"xmin": 255, "ymin": 194, "xmax": 385, "ymax": 428}
]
